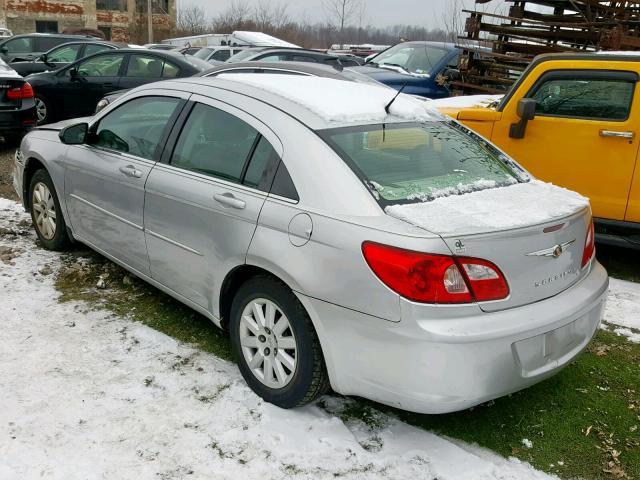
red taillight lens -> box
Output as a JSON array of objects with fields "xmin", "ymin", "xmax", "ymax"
[
  {"xmin": 362, "ymin": 241, "xmax": 509, "ymax": 304},
  {"xmin": 6, "ymin": 82, "xmax": 34, "ymax": 100},
  {"xmin": 581, "ymin": 219, "xmax": 595, "ymax": 268}
]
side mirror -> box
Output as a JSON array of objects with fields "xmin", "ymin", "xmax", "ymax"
[
  {"xmin": 509, "ymin": 98, "xmax": 537, "ymax": 139},
  {"xmin": 59, "ymin": 123, "xmax": 88, "ymax": 145},
  {"xmin": 0, "ymin": 46, "xmax": 7, "ymax": 54},
  {"xmin": 69, "ymin": 67, "xmax": 78, "ymax": 77}
]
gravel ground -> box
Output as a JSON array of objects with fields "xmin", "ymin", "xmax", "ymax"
[{"xmin": 0, "ymin": 142, "xmax": 18, "ymax": 201}]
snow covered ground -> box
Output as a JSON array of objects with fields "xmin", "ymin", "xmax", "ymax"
[{"xmin": 0, "ymin": 195, "xmax": 637, "ymax": 479}]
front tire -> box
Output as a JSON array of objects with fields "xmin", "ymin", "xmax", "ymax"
[
  {"xmin": 29, "ymin": 169, "xmax": 71, "ymax": 251},
  {"xmin": 230, "ymin": 275, "xmax": 329, "ymax": 408}
]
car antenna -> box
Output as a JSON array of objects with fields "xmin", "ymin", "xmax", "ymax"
[{"xmin": 384, "ymin": 82, "xmax": 408, "ymax": 114}]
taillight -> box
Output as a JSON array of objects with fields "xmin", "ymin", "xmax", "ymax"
[
  {"xmin": 581, "ymin": 219, "xmax": 595, "ymax": 268},
  {"xmin": 362, "ymin": 241, "xmax": 509, "ymax": 304},
  {"xmin": 6, "ymin": 82, "xmax": 34, "ymax": 100}
]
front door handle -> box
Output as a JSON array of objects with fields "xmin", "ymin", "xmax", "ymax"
[
  {"xmin": 600, "ymin": 130, "xmax": 635, "ymax": 139},
  {"xmin": 119, "ymin": 165, "xmax": 143, "ymax": 178},
  {"xmin": 214, "ymin": 192, "xmax": 246, "ymax": 209}
]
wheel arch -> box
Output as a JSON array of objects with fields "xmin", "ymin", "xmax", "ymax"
[{"xmin": 22, "ymin": 156, "xmax": 47, "ymax": 209}]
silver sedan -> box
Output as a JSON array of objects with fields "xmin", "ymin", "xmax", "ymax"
[{"xmin": 13, "ymin": 75, "xmax": 608, "ymax": 413}]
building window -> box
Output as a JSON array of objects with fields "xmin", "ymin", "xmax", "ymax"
[
  {"xmin": 97, "ymin": 0, "xmax": 128, "ymax": 11},
  {"xmin": 136, "ymin": 0, "xmax": 169, "ymax": 13},
  {"xmin": 35, "ymin": 21, "xmax": 58, "ymax": 33},
  {"xmin": 98, "ymin": 26, "xmax": 112, "ymax": 40}
]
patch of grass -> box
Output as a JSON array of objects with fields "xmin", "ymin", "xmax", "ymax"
[
  {"xmin": 54, "ymin": 248, "xmax": 640, "ymax": 479},
  {"xmin": 54, "ymin": 248, "xmax": 232, "ymax": 361}
]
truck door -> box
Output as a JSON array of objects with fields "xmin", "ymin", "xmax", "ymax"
[{"xmin": 491, "ymin": 67, "xmax": 640, "ymax": 221}]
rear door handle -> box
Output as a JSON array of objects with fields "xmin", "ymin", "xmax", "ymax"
[
  {"xmin": 600, "ymin": 130, "xmax": 635, "ymax": 139},
  {"xmin": 119, "ymin": 165, "xmax": 143, "ymax": 178},
  {"xmin": 214, "ymin": 192, "xmax": 246, "ymax": 209}
]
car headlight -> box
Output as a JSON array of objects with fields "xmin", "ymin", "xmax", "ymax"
[{"xmin": 95, "ymin": 98, "xmax": 110, "ymax": 113}]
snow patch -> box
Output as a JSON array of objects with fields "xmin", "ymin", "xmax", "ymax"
[
  {"xmin": 0, "ymin": 196, "xmax": 555, "ymax": 479},
  {"xmin": 603, "ymin": 278, "xmax": 640, "ymax": 343},
  {"xmin": 522, "ymin": 439, "xmax": 534, "ymax": 449},
  {"xmin": 386, "ymin": 180, "xmax": 590, "ymax": 236},
  {"xmin": 218, "ymin": 74, "xmax": 445, "ymax": 124}
]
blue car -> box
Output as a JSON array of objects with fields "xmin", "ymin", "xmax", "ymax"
[{"xmin": 352, "ymin": 41, "xmax": 459, "ymax": 99}]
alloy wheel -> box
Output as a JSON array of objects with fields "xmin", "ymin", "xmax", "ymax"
[
  {"xmin": 35, "ymin": 97, "xmax": 47, "ymax": 123},
  {"xmin": 32, "ymin": 181, "xmax": 56, "ymax": 240},
  {"xmin": 239, "ymin": 298, "xmax": 298, "ymax": 389}
]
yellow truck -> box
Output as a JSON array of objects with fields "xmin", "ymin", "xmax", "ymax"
[{"xmin": 434, "ymin": 53, "xmax": 640, "ymax": 248}]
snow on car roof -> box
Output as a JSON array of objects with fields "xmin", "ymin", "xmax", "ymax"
[
  {"xmin": 386, "ymin": 180, "xmax": 589, "ymax": 236},
  {"xmin": 218, "ymin": 73, "xmax": 444, "ymax": 125},
  {"xmin": 428, "ymin": 94, "xmax": 504, "ymax": 110},
  {"xmin": 232, "ymin": 31, "xmax": 299, "ymax": 48}
]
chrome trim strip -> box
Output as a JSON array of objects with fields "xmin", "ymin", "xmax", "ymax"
[
  {"xmin": 69, "ymin": 194, "xmax": 143, "ymax": 231},
  {"xmin": 526, "ymin": 239, "xmax": 576, "ymax": 258},
  {"xmin": 145, "ymin": 228, "xmax": 204, "ymax": 256}
]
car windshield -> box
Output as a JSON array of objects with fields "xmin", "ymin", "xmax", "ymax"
[
  {"xmin": 320, "ymin": 121, "xmax": 526, "ymax": 206},
  {"xmin": 193, "ymin": 48, "xmax": 213, "ymax": 59},
  {"xmin": 369, "ymin": 44, "xmax": 448, "ymax": 76}
]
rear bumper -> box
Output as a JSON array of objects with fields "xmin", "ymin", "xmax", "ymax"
[
  {"xmin": 298, "ymin": 261, "xmax": 608, "ymax": 414},
  {"xmin": 0, "ymin": 99, "xmax": 36, "ymax": 137}
]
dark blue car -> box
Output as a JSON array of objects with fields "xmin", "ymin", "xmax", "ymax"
[{"xmin": 353, "ymin": 41, "xmax": 459, "ymax": 99}]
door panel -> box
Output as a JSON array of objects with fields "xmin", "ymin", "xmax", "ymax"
[
  {"xmin": 64, "ymin": 94, "xmax": 184, "ymax": 274},
  {"xmin": 492, "ymin": 67, "xmax": 640, "ymax": 221},
  {"xmin": 144, "ymin": 96, "xmax": 283, "ymax": 313}
]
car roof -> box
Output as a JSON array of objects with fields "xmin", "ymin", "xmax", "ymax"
[
  {"xmin": 48, "ymin": 40, "xmax": 120, "ymax": 49},
  {"xmin": 131, "ymin": 76, "xmax": 441, "ymax": 131},
  {"xmin": 7, "ymin": 33, "xmax": 97, "ymax": 39},
  {"xmin": 196, "ymin": 61, "xmax": 349, "ymax": 78}
]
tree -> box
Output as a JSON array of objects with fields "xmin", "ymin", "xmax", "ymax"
[
  {"xmin": 176, "ymin": 5, "xmax": 208, "ymax": 36},
  {"xmin": 322, "ymin": 0, "xmax": 363, "ymax": 47}
]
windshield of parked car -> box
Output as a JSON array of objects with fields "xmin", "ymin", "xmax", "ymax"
[
  {"xmin": 193, "ymin": 47, "xmax": 214, "ymax": 60},
  {"xmin": 368, "ymin": 44, "xmax": 448, "ymax": 76},
  {"xmin": 320, "ymin": 121, "xmax": 526, "ymax": 206}
]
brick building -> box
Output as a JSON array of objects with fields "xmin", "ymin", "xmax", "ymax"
[{"xmin": 0, "ymin": 0, "xmax": 176, "ymax": 43}]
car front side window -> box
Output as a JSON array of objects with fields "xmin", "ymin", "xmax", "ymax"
[
  {"xmin": 529, "ymin": 73, "xmax": 637, "ymax": 121},
  {"xmin": 92, "ymin": 96, "xmax": 181, "ymax": 160},
  {"xmin": 47, "ymin": 44, "xmax": 82, "ymax": 63},
  {"xmin": 171, "ymin": 103, "xmax": 266, "ymax": 184},
  {"xmin": 76, "ymin": 53, "xmax": 124, "ymax": 77}
]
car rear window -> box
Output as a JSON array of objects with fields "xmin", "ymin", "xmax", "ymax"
[{"xmin": 320, "ymin": 121, "xmax": 524, "ymax": 206}]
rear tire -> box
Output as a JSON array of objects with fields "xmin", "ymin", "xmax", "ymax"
[
  {"xmin": 35, "ymin": 94, "xmax": 53, "ymax": 125},
  {"xmin": 28, "ymin": 169, "xmax": 71, "ymax": 251},
  {"xmin": 230, "ymin": 275, "xmax": 329, "ymax": 408}
]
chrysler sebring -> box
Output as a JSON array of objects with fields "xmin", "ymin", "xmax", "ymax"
[{"xmin": 13, "ymin": 76, "xmax": 608, "ymax": 413}]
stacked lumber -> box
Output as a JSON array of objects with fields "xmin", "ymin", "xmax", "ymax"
[{"xmin": 453, "ymin": 1, "xmax": 640, "ymax": 94}]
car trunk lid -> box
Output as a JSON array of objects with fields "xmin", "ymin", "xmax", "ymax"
[{"xmin": 385, "ymin": 180, "xmax": 592, "ymax": 311}]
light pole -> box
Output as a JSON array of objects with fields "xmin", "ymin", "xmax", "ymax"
[{"xmin": 147, "ymin": 0, "xmax": 153, "ymax": 43}]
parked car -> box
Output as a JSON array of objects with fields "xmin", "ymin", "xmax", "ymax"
[
  {"xmin": 431, "ymin": 52, "xmax": 640, "ymax": 248},
  {"xmin": 352, "ymin": 41, "xmax": 460, "ymax": 99},
  {"xmin": 193, "ymin": 46, "xmax": 247, "ymax": 63},
  {"xmin": 26, "ymin": 48, "xmax": 210, "ymax": 124},
  {"xmin": 10, "ymin": 41, "xmax": 122, "ymax": 76},
  {"xmin": 0, "ymin": 33, "xmax": 98, "ymax": 63},
  {"xmin": 94, "ymin": 61, "xmax": 392, "ymax": 113},
  {"xmin": 227, "ymin": 47, "xmax": 360, "ymax": 66},
  {"xmin": 0, "ymin": 28, "xmax": 13, "ymax": 39},
  {"xmin": 0, "ymin": 58, "xmax": 36, "ymax": 144},
  {"xmin": 13, "ymin": 75, "xmax": 607, "ymax": 414}
]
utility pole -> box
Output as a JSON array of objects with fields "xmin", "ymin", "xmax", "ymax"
[{"xmin": 147, "ymin": 0, "xmax": 153, "ymax": 43}]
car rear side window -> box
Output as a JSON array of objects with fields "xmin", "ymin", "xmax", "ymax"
[
  {"xmin": 125, "ymin": 54, "xmax": 180, "ymax": 78},
  {"xmin": 529, "ymin": 72, "xmax": 637, "ymax": 121},
  {"xmin": 170, "ymin": 103, "xmax": 261, "ymax": 183},
  {"xmin": 92, "ymin": 96, "xmax": 181, "ymax": 160},
  {"xmin": 76, "ymin": 53, "xmax": 124, "ymax": 76},
  {"xmin": 3, "ymin": 37, "xmax": 33, "ymax": 54},
  {"xmin": 243, "ymin": 136, "xmax": 279, "ymax": 191},
  {"xmin": 321, "ymin": 121, "xmax": 522, "ymax": 206},
  {"xmin": 36, "ymin": 37, "xmax": 68, "ymax": 51},
  {"xmin": 211, "ymin": 50, "xmax": 231, "ymax": 61}
]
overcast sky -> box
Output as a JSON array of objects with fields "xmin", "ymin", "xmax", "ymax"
[{"xmin": 178, "ymin": 0, "xmax": 476, "ymax": 29}]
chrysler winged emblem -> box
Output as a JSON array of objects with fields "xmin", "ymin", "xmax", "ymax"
[{"xmin": 526, "ymin": 239, "xmax": 575, "ymax": 259}]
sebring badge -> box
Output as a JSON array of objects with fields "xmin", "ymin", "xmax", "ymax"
[{"xmin": 525, "ymin": 239, "xmax": 575, "ymax": 259}]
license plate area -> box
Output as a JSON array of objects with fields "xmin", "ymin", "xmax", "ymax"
[{"xmin": 512, "ymin": 310, "xmax": 600, "ymax": 378}]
